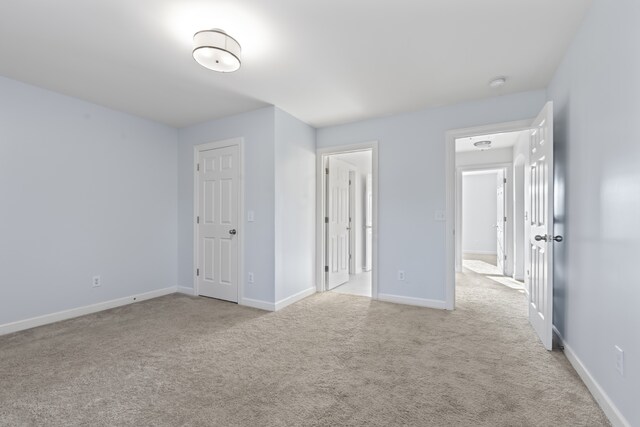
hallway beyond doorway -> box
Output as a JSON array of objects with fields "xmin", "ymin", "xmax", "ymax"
[{"xmin": 330, "ymin": 272, "xmax": 372, "ymax": 297}]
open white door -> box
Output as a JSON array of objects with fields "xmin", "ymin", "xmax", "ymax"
[
  {"xmin": 364, "ymin": 173, "xmax": 373, "ymax": 272},
  {"xmin": 496, "ymin": 170, "xmax": 506, "ymax": 274},
  {"xmin": 528, "ymin": 101, "xmax": 555, "ymax": 350},
  {"xmin": 197, "ymin": 144, "xmax": 239, "ymax": 302},
  {"xmin": 326, "ymin": 157, "xmax": 350, "ymax": 289}
]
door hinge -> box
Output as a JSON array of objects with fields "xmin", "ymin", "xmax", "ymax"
[
  {"xmin": 196, "ymin": 216, "xmax": 200, "ymax": 224},
  {"xmin": 504, "ymin": 255, "xmax": 507, "ymax": 261},
  {"xmin": 349, "ymin": 180, "xmax": 352, "ymax": 185},
  {"xmin": 504, "ymin": 216, "xmax": 507, "ymax": 222},
  {"xmin": 504, "ymin": 177, "xmax": 507, "ymax": 184},
  {"xmin": 196, "ymin": 268, "xmax": 200, "ymax": 276},
  {"xmin": 325, "ymin": 266, "xmax": 329, "ymax": 272},
  {"xmin": 197, "ymin": 163, "xmax": 200, "ymax": 172},
  {"xmin": 325, "ymin": 216, "xmax": 329, "ymax": 223},
  {"xmin": 325, "ymin": 168, "xmax": 329, "ymax": 175}
]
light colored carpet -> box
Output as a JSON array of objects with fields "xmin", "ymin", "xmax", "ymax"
[{"xmin": 0, "ymin": 267, "xmax": 608, "ymax": 426}]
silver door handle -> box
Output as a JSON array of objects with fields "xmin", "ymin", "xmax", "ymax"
[
  {"xmin": 534, "ymin": 235, "xmax": 548, "ymax": 242},
  {"xmin": 553, "ymin": 235, "xmax": 563, "ymax": 242},
  {"xmin": 229, "ymin": 229, "xmax": 237, "ymax": 235}
]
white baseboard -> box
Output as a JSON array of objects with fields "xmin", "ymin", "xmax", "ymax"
[
  {"xmin": 176, "ymin": 286, "xmax": 196, "ymax": 296},
  {"xmin": 554, "ymin": 327, "xmax": 631, "ymax": 427},
  {"xmin": 0, "ymin": 286, "xmax": 178, "ymax": 336},
  {"xmin": 240, "ymin": 297, "xmax": 275, "ymax": 311},
  {"xmin": 377, "ymin": 293, "xmax": 446, "ymax": 310},
  {"xmin": 275, "ymin": 287, "xmax": 316, "ymax": 311},
  {"xmin": 463, "ymin": 250, "xmax": 498, "ymax": 255}
]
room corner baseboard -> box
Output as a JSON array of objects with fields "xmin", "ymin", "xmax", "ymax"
[
  {"xmin": 239, "ymin": 297, "xmax": 275, "ymax": 311},
  {"xmin": 176, "ymin": 286, "xmax": 196, "ymax": 296},
  {"xmin": 554, "ymin": 327, "xmax": 631, "ymax": 427},
  {"xmin": 0, "ymin": 286, "xmax": 178, "ymax": 336},
  {"xmin": 275, "ymin": 287, "xmax": 316, "ymax": 311},
  {"xmin": 377, "ymin": 294, "xmax": 446, "ymax": 310}
]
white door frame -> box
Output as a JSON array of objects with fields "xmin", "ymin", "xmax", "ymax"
[
  {"xmin": 193, "ymin": 138, "xmax": 245, "ymax": 303},
  {"xmin": 456, "ymin": 163, "xmax": 512, "ymax": 274},
  {"xmin": 445, "ymin": 120, "xmax": 531, "ymax": 310},
  {"xmin": 316, "ymin": 141, "xmax": 378, "ymax": 298}
]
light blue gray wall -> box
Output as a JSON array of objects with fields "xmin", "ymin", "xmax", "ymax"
[
  {"xmin": 177, "ymin": 107, "xmax": 276, "ymax": 303},
  {"xmin": 548, "ymin": 0, "xmax": 640, "ymax": 424},
  {"xmin": 317, "ymin": 90, "xmax": 546, "ymax": 302},
  {"xmin": 0, "ymin": 76, "xmax": 178, "ymax": 325},
  {"xmin": 274, "ymin": 108, "xmax": 316, "ymax": 301}
]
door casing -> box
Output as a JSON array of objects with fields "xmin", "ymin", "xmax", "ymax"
[{"xmin": 316, "ymin": 142, "xmax": 378, "ymax": 298}]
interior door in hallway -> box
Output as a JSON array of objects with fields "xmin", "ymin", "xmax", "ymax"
[
  {"xmin": 528, "ymin": 102, "xmax": 555, "ymax": 350},
  {"xmin": 496, "ymin": 169, "xmax": 506, "ymax": 274},
  {"xmin": 197, "ymin": 144, "xmax": 239, "ymax": 302},
  {"xmin": 364, "ymin": 173, "xmax": 373, "ymax": 272},
  {"xmin": 326, "ymin": 157, "xmax": 350, "ymax": 289}
]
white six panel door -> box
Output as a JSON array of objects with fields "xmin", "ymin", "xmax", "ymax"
[
  {"xmin": 197, "ymin": 145, "xmax": 239, "ymax": 302},
  {"xmin": 364, "ymin": 173, "xmax": 373, "ymax": 272},
  {"xmin": 528, "ymin": 102, "xmax": 554, "ymax": 350},
  {"xmin": 496, "ymin": 170, "xmax": 506, "ymax": 274},
  {"xmin": 326, "ymin": 157, "xmax": 351, "ymax": 289}
]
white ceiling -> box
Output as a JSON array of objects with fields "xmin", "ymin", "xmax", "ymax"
[
  {"xmin": 456, "ymin": 130, "xmax": 529, "ymax": 152},
  {"xmin": 0, "ymin": 0, "xmax": 592, "ymax": 128},
  {"xmin": 333, "ymin": 151, "xmax": 372, "ymax": 175}
]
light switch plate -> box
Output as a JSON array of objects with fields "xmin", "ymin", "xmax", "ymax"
[{"xmin": 247, "ymin": 211, "xmax": 255, "ymax": 222}]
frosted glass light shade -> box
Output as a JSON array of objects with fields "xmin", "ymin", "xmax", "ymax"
[{"xmin": 193, "ymin": 29, "xmax": 241, "ymax": 73}]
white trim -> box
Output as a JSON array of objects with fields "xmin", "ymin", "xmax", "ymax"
[
  {"xmin": 316, "ymin": 142, "xmax": 379, "ymax": 299},
  {"xmin": 0, "ymin": 287, "xmax": 177, "ymax": 336},
  {"xmin": 275, "ymin": 287, "xmax": 316, "ymax": 311},
  {"xmin": 462, "ymin": 250, "xmax": 498, "ymax": 255},
  {"xmin": 193, "ymin": 138, "xmax": 245, "ymax": 303},
  {"xmin": 176, "ymin": 286, "xmax": 196, "ymax": 296},
  {"xmin": 554, "ymin": 328, "xmax": 631, "ymax": 427},
  {"xmin": 445, "ymin": 119, "xmax": 532, "ymax": 310},
  {"xmin": 240, "ymin": 297, "xmax": 275, "ymax": 312},
  {"xmin": 377, "ymin": 294, "xmax": 446, "ymax": 310}
]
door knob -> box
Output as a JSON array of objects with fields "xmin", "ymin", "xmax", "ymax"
[
  {"xmin": 534, "ymin": 235, "xmax": 548, "ymax": 242},
  {"xmin": 229, "ymin": 229, "xmax": 237, "ymax": 235},
  {"xmin": 553, "ymin": 235, "xmax": 563, "ymax": 242}
]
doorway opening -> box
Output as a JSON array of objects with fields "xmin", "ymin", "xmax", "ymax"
[
  {"xmin": 316, "ymin": 142, "xmax": 377, "ymax": 299},
  {"xmin": 446, "ymin": 102, "xmax": 556, "ymax": 350},
  {"xmin": 454, "ymin": 130, "xmax": 530, "ymax": 299}
]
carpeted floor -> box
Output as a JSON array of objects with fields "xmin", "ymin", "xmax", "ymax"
[{"xmin": 0, "ymin": 264, "xmax": 609, "ymax": 426}]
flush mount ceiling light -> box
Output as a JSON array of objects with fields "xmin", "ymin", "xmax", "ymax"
[
  {"xmin": 473, "ymin": 140, "xmax": 492, "ymax": 149},
  {"xmin": 193, "ymin": 29, "xmax": 241, "ymax": 73},
  {"xmin": 488, "ymin": 76, "xmax": 507, "ymax": 88}
]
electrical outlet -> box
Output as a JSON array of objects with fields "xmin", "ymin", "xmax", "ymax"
[
  {"xmin": 615, "ymin": 346, "xmax": 624, "ymax": 376},
  {"xmin": 248, "ymin": 272, "xmax": 254, "ymax": 284},
  {"xmin": 397, "ymin": 270, "xmax": 405, "ymax": 281},
  {"xmin": 434, "ymin": 210, "xmax": 446, "ymax": 221},
  {"xmin": 92, "ymin": 276, "xmax": 101, "ymax": 287}
]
